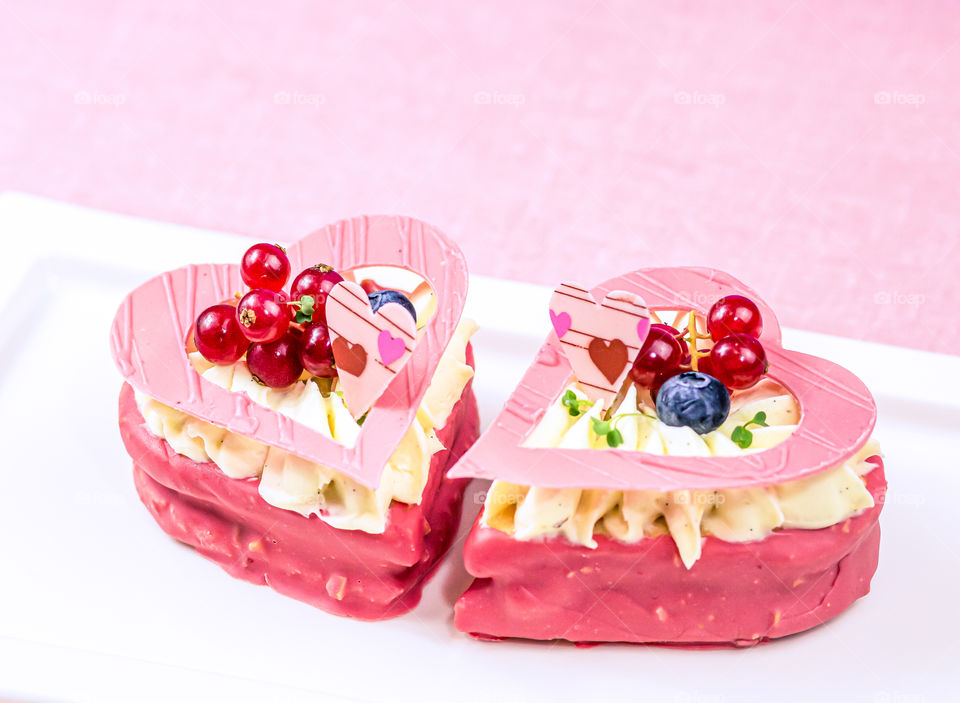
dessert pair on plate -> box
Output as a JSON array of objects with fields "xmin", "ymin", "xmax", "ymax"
[{"xmin": 111, "ymin": 217, "xmax": 883, "ymax": 645}]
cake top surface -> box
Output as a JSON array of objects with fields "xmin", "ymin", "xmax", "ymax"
[
  {"xmin": 110, "ymin": 215, "xmax": 468, "ymax": 489},
  {"xmin": 450, "ymin": 267, "xmax": 876, "ymax": 491}
]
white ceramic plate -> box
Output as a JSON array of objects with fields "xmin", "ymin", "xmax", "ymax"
[{"xmin": 2, "ymin": 193, "xmax": 958, "ymax": 703}]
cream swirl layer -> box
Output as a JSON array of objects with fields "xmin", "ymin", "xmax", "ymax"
[
  {"xmin": 136, "ymin": 319, "xmax": 476, "ymax": 534},
  {"xmin": 482, "ymin": 380, "xmax": 881, "ymax": 568}
]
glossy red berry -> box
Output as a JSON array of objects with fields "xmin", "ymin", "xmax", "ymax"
[
  {"xmin": 694, "ymin": 354, "xmax": 714, "ymax": 377},
  {"xmin": 194, "ymin": 304, "xmax": 248, "ymax": 365},
  {"xmin": 630, "ymin": 326, "xmax": 684, "ymax": 388},
  {"xmin": 708, "ymin": 333, "xmax": 767, "ymax": 390},
  {"xmin": 299, "ymin": 322, "xmax": 337, "ymax": 378},
  {"xmin": 236, "ymin": 289, "xmax": 290, "ymax": 343},
  {"xmin": 240, "ymin": 243, "xmax": 291, "ymax": 292},
  {"xmin": 246, "ymin": 332, "xmax": 303, "ymax": 388},
  {"xmin": 650, "ymin": 323, "xmax": 682, "ymax": 338},
  {"xmin": 290, "ymin": 265, "xmax": 344, "ymax": 324},
  {"xmin": 707, "ymin": 295, "xmax": 763, "ymax": 341}
]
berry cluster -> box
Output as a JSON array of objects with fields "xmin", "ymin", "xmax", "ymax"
[
  {"xmin": 630, "ymin": 295, "xmax": 768, "ymax": 396},
  {"xmin": 702, "ymin": 294, "xmax": 767, "ymax": 391},
  {"xmin": 193, "ymin": 243, "xmax": 419, "ymax": 390},
  {"xmin": 628, "ymin": 295, "xmax": 770, "ymax": 435}
]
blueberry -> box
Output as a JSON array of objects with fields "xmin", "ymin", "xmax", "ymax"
[
  {"xmin": 655, "ymin": 372, "xmax": 730, "ymax": 434},
  {"xmin": 368, "ymin": 289, "xmax": 417, "ymax": 323}
]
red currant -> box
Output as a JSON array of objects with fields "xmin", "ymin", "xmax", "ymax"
[
  {"xmin": 240, "ymin": 243, "xmax": 291, "ymax": 292},
  {"xmin": 651, "ymin": 323, "xmax": 694, "ymax": 364},
  {"xmin": 707, "ymin": 295, "xmax": 763, "ymax": 341},
  {"xmin": 299, "ymin": 322, "xmax": 337, "ymax": 378},
  {"xmin": 236, "ymin": 289, "xmax": 290, "ymax": 343},
  {"xmin": 694, "ymin": 354, "xmax": 714, "ymax": 377},
  {"xmin": 708, "ymin": 333, "xmax": 767, "ymax": 390},
  {"xmin": 246, "ymin": 332, "xmax": 303, "ymax": 388},
  {"xmin": 650, "ymin": 323, "xmax": 682, "ymax": 338},
  {"xmin": 274, "ymin": 289, "xmax": 298, "ymax": 322},
  {"xmin": 289, "ymin": 265, "xmax": 344, "ymax": 324},
  {"xmin": 194, "ymin": 304, "xmax": 248, "ymax": 365},
  {"xmin": 629, "ymin": 326, "xmax": 684, "ymax": 388}
]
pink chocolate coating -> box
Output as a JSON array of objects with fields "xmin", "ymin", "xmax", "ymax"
[
  {"xmin": 110, "ymin": 215, "xmax": 469, "ymax": 489},
  {"xmin": 117, "ymin": 349, "xmax": 480, "ymax": 620},
  {"xmin": 455, "ymin": 458, "xmax": 885, "ymax": 645},
  {"xmin": 450, "ymin": 267, "xmax": 877, "ymax": 491}
]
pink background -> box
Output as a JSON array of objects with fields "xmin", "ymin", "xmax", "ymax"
[{"xmin": 1, "ymin": 1, "xmax": 957, "ymax": 353}]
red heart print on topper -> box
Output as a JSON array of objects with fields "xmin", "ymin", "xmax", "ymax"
[
  {"xmin": 331, "ymin": 337, "xmax": 367, "ymax": 377},
  {"xmin": 109, "ymin": 216, "xmax": 467, "ymax": 489},
  {"xmin": 325, "ymin": 280, "xmax": 418, "ymax": 419},
  {"xmin": 548, "ymin": 283, "xmax": 651, "ymax": 405},
  {"xmin": 450, "ymin": 267, "xmax": 877, "ymax": 492}
]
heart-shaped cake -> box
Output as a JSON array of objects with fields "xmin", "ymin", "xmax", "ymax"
[
  {"xmin": 452, "ymin": 267, "xmax": 884, "ymax": 646},
  {"xmin": 112, "ymin": 216, "xmax": 480, "ymax": 620}
]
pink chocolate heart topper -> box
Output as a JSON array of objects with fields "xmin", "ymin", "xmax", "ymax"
[
  {"xmin": 548, "ymin": 283, "xmax": 651, "ymax": 405},
  {"xmin": 450, "ymin": 267, "xmax": 877, "ymax": 492},
  {"xmin": 325, "ymin": 280, "xmax": 418, "ymax": 419},
  {"xmin": 110, "ymin": 216, "xmax": 467, "ymax": 489}
]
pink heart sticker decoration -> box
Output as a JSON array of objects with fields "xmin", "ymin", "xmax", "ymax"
[
  {"xmin": 110, "ymin": 215, "xmax": 468, "ymax": 489},
  {"xmin": 325, "ymin": 280, "xmax": 417, "ymax": 419},
  {"xmin": 378, "ymin": 329, "xmax": 407, "ymax": 365},
  {"xmin": 549, "ymin": 309, "xmax": 571, "ymax": 338},
  {"xmin": 450, "ymin": 267, "xmax": 877, "ymax": 492},
  {"xmin": 548, "ymin": 283, "xmax": 651, "ymax": 405}
]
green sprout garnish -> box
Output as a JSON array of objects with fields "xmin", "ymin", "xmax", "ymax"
[
  {"xmin": 590, "ymin": 417, "xmax": 625, "ymax": 448},
  {"xmin": 292, "ymin": 295, "xmax": 315, "ymax": 323},
  {"xmin": 730, "ymin": 411, "xmax": 769, "ymax": 449},
  {"xmin": 562, "ymin": 390, "xmax": 595, "ymax": 417}
]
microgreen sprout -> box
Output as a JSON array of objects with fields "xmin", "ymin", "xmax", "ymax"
[{"xmin": 730, "ymin": 411, "xmax": 769, "ymax": 448}]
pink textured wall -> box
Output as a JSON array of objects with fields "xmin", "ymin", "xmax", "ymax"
[{"xmin": 1, "ymin": 1, "xmax": 956, "ymax": 353}]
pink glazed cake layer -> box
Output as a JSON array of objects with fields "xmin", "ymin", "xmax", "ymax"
[
  {"xmin": 119, "ymin": 351, "xmax": 479, "ymax": 621},
  {"xmin": 455, "ymin": 459, "xmax": 885, "ymax": 646}
]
